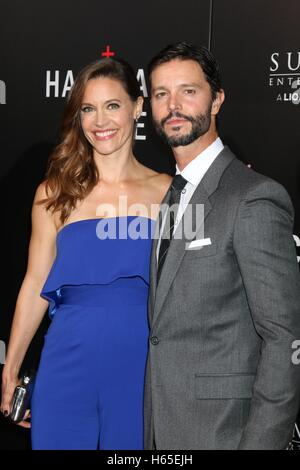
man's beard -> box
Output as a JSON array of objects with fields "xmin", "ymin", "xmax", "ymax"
[{"xmin": 153, "ymin": 105, "xmax": 212, "ymax": 148}]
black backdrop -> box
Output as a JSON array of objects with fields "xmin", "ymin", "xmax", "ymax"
[{"xmin": 0, "ymin": 0, "xmax": 299, "ymax": 449}]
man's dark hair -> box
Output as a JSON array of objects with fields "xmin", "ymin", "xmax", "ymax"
[{"xmin": 148, "ymin": 42, "xmax": 222, "ymax": 100}]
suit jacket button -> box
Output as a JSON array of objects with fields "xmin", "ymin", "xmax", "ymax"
[{"xmin": 150, "ymin": 336, "xmax": 159, "ymax": 345}]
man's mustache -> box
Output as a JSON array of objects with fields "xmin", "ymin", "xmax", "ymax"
[{"xmin": 160, "ymin": 112, "xmax": 194, "ymax": 127}]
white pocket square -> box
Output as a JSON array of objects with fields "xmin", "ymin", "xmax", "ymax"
[{"xmin": 186, "ymin": 237, "xmax": 212, "ymax": 250}]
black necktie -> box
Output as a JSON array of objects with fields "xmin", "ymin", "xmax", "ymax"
[{"xmin": 157, "ymin": 174, "xmax": 187, "ymax": 284}]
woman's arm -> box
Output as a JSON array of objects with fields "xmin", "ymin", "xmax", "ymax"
[{"xmin": 1, "ymin": 182, "xmax": 58, "ymax": 425}]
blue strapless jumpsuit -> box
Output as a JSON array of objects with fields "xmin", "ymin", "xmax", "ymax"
[{"xmin": 30, "ymin": 216, "xmax": 154, "ymax": 450}]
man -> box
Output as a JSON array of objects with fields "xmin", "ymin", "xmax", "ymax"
[{"xmin": 144, "ymin": 42, "xmax": 300, "ymax": 450}]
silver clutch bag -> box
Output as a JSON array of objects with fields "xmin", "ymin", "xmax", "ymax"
[{"xmin": 9, "ymin": 370, "xmax": 36, "ymax": 423}]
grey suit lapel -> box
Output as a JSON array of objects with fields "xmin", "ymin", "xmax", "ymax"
[{"xmin": 150, "ymin": 146, "xmax": 236, "ymax": 326}]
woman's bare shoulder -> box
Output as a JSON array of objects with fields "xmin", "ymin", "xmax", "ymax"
[
  {"xmin": 32, "ymin": 181, "xmax": 59, "ymax": 233},
  {"xmin": 137, "ymin": 163, "xmax": 172, "ymax": 189},
  {"xmin": 34, "ymin": 180, "xmax": 52, "ymax": 201},
  {"xmin": 149, "ymin": 171, "xmax": 172, "ymax": 191}
]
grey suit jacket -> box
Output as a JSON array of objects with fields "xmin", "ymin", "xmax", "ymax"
[{"xmin": 144, "ymin": 147, "xmax": 300, "ymax": 450}]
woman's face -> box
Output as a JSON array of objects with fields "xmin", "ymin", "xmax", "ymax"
[{"xmin": 80, "ymin": 77, "xmax": 143, "ymax": 157}]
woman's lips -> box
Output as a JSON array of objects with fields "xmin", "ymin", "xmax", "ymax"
[{"xmin": 93, "ymin": 129, "xmax": 118, "ymax": 141}]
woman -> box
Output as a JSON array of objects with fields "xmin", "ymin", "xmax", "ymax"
[{"xmin": 1, "ymin": 58, "xmax": 171, "ymax": 449}]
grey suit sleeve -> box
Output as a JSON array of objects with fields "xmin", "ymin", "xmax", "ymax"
[{"xmin": 233, "ymin": 179, "xmax": 300, "ymax": 450}]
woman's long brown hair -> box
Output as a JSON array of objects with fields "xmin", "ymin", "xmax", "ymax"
[{"xmin": 37, "ymin": 58, "xmax": 142, "ymax": 224}]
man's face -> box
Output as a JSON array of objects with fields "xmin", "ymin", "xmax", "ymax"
[{"xmin": 150, "ymin": 59, "xmax": 219, "ymax": 147}]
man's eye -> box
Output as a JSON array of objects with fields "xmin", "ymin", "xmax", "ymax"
[
  {"xmin": 155, "ymin": 92, "xmax": 166, "ymax": 99},
  {"xmin": 107, "ymin": 103, "xmax": 120, "ymax": 110},
  {"xmin": 184, "ymin": 89, "xmax": 196, "ymax": 95},
  {"xmin": 81, "ymin": 106, "xmax": 94, "ymax": 113}
]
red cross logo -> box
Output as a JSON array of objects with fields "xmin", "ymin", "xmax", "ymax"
[{"xmin": 101, "ymin": 45, "xmax": 115, "ymax": 58}]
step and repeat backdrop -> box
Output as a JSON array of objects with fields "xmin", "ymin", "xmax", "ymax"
[{"xmin": 0, "ymin": 0, "xmax": 299, "ymax": 449}]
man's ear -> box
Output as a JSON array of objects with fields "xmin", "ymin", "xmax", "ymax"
[{"xmin": 211, "ymin": 89, "xmax": 225, "ymax": 116}]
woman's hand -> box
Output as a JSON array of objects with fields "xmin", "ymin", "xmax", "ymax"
[{"xmin": 17, "ymin": 409, "xmax": 31, "ymax": 429}]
